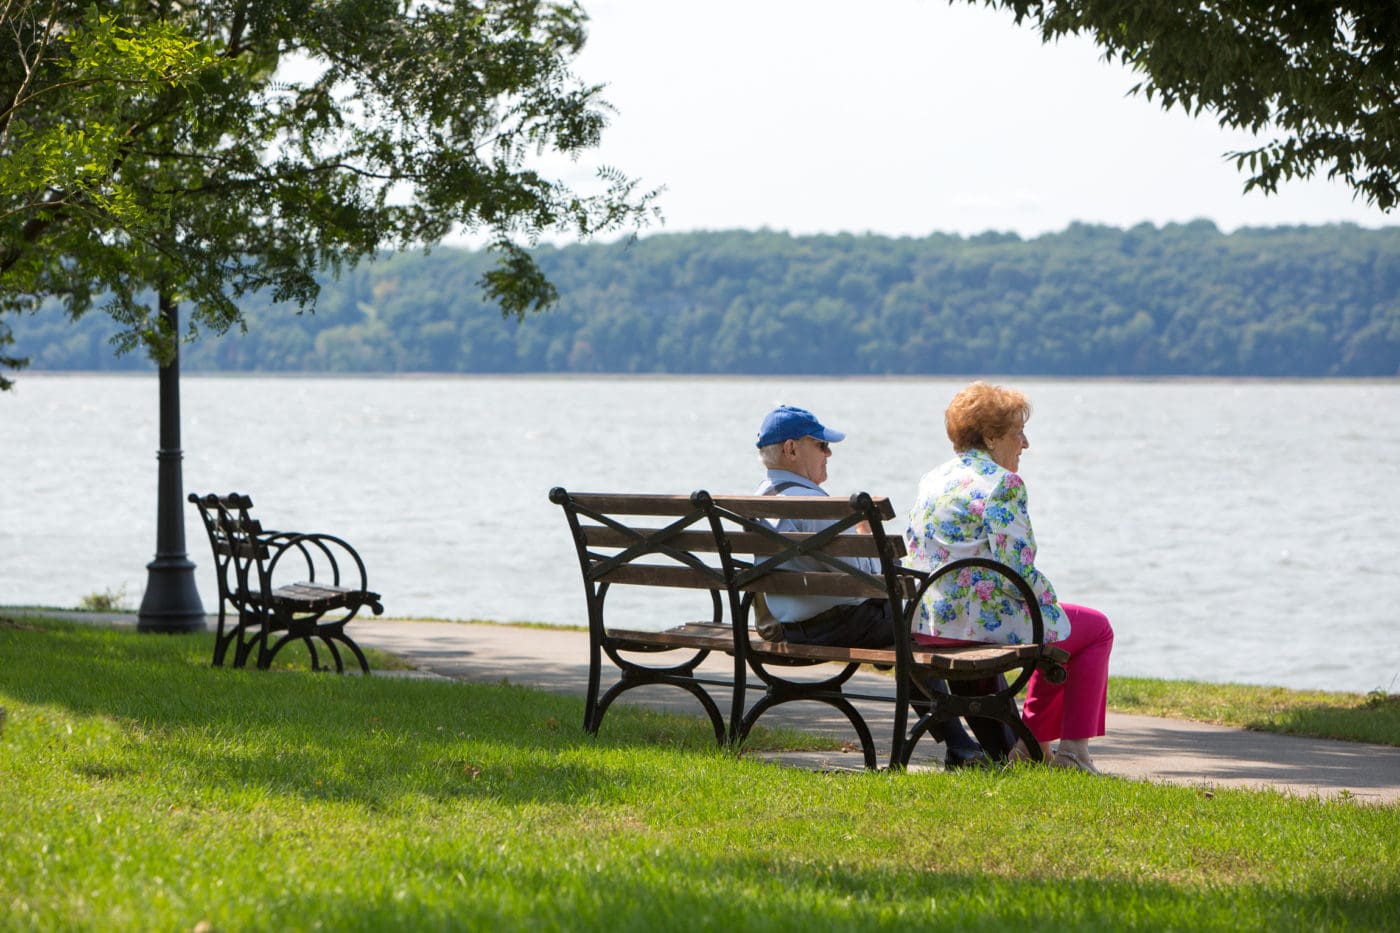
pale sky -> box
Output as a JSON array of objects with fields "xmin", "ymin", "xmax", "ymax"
[{"xmin": 523, "ymin": 0, "xmax": 1396, "ymax": 243}]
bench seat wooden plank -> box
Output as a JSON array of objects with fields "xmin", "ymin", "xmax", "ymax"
[
  {"xmin": 751, "ymin": 639, "xmax": 1069, "ymax": 674},
  {"xmin": 260, "ymin": 582, "xmax": 380, "ymax": 614},
  {"xmin": 919, "ymin": 643, "xmax": 1070, "ymax": 670},
  {"xmin": 607, "ymin": 623, "xmax": 733, "ymax": 651},
  {"xmin": 608, "ymin": 625, "xmax": 1069, "ymax": 675}
]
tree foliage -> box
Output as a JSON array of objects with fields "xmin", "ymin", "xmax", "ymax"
[
  {"xmin": 1, "ymin": 1, "xmax": 221, "ymax": 386},
  {"xmin": 971, "ymin": 1, "xmax": 1400, "ymax": 211},
  {"xmin": 0, "ymin": 0, "xmax": 656, "ymax": 388},
  {"xmin": 14, "ymin": 224, "xmax": 1400, "ymax": 378}
]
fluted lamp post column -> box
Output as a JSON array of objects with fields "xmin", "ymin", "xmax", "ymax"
[{"xmin": 137, "ymin": 291, "xmax": 205, "ymax": 633}]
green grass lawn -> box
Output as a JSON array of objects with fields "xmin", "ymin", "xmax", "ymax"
[
  {"xmin": 1108, "ymin": 676, "xmax": 1400, "ymax": 747},
  {"xmin": 2, "ymin": 616, "xmax": 1397, "ymax": 932}
]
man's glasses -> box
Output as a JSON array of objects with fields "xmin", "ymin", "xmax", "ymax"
[{"xmin": 813, "ymin": 440, "xmax": 831, "ymax": 453}]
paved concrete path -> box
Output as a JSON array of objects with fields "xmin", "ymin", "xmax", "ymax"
[
  {"xmin": 11, "ymin": 610, "xmax": 1399, "ymax": 804},
  {"xmin": 350, "ymin": 618, "xmax": 1400, "ymax": 804}
]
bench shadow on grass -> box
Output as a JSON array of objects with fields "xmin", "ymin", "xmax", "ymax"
[{"xmin": 0, "ymin": 619, "xmax": 794, "ymax": 809}]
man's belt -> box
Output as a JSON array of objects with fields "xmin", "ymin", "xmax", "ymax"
[{"xmin": 780, "ymin": 603, "xmax": 849, "ymax": 640}]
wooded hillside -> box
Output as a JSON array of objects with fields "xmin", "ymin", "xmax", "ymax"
[{"xmin": 12, "ymin": 222, "xmax": 1400, "ymax": 377}]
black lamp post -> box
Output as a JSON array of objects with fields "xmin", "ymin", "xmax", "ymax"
[{"xmin": 136, "ymin": 291, "xmax": 205, "ymax": 633}]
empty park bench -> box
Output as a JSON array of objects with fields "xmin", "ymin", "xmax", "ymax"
[
  {"xmin": 550, "ymin": 487, "xmax": 1068, "ymax": 769},
  {"xmin": 188, "ymin": 493, "xmax": 384, "ymax": 673}
]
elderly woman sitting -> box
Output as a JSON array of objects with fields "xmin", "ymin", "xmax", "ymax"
[{"xmin": 903, "ymin": 382, "xmax": 1115, "ymax": 773}]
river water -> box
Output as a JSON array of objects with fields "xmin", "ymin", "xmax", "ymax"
[{"xmin": 4, "ymin": 373, "xmax": 1398, "ymax": 694}]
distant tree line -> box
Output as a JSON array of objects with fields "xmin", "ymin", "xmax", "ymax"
[{"xmin": 11, "ymin": 222, "xmax": 1400, "ymax": 378}]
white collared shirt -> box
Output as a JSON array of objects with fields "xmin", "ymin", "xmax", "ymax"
[{"xmin": 754, "ymin": 469, "xmax": 877, "ymax": 623}]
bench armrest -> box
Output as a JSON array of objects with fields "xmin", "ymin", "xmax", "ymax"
[
  {"xmin": 262, "ymin": 531, "xmax": 374, "ymax": 596},
  {"xmin": 904, "ymin": 556, "xmax": 1048, "ymax": 648}
]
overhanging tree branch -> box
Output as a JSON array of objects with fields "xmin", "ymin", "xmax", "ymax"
[
  {"xmin": 1, "ymin": 0, "xmax": 660, "ymax": 386},
  {"xmin": 968, "ymin": 0, "xmax": 1400, "ymax": 210}
]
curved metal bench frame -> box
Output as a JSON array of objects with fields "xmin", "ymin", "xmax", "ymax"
[
  {"xmin": 551, "ymin": 489, "xmax": 739, "ymax": 744},
  {"xmin": 189, "ymin": 492, "xmax": 384, "ymax": 673},
  {"xmin": 552, "ymin": 487, "xmax": 1068, "ymax": 769}
]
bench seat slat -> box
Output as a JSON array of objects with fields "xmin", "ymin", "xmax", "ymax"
[
  {"xmin": 606, "ymin": 625, "xmax": 1068, "ymax": 675},
  {"xmin": 274, "ymin": 582, "xmax": 373, "ymax": 608},
  {"xmin": 242, "ymin": 582, "xmax": 380, "ymax": 614},
  {"xmin": 752, "ymin": 640, "xmax": 1068, "ymax": 674},
  {"xmin": 607, "ymin": 623, "xmax": 732, "ymax": 651}
]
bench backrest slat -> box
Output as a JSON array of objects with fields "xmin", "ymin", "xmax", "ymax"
[
  {"xmin": 593, "ymin": 564, "xmax": 913, "ymax": 600},
  {"xmin": 188, "ymin": 492, "xmax": 273, "ymax": 566},
  {"xmin": 562, "ymin": 493, "xmax": 701, "ymax": 516},
  {"xmin": 741, "ymin": 569, "xmax": 911, "ymax": 600},
  {"xmin": 595, "ymin": 564, "xmax": 724, "ymax": 589},
  {"xmin": 210, "ymin": 538, "xmax": 271, "ymax": 560},
  {"xmin": 582, "ymin": 525, "xmax": 905, "ymax": 559},
  {"xmin": 709, "ymin": 494, "xmax": 896, "ymax": 522},
  {"xmin": 194, "ymin": 492, "xmax": 254, "ymax": 511},
  {"xmin": 561, "ymin": 492, "xmax": 897, "ymax": 522},
  {"xmin": 206, "ymin": 517, "xmax": 263, "ymax": 542}
]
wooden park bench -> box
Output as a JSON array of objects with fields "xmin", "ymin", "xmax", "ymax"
[
  {"xmin": 550, "ymin": 487, "xmax": 1068, "ymax": 769},
  {"xmin": 188, "ymin": 493, "xmax": 384, "ymax": 673}
]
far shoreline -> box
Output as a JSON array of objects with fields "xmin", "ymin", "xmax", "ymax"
[{"xmin": 11, "ymin": 370, "xmax": 1400, "ymax": 386}]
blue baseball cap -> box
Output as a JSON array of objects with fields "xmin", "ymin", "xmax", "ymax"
[{"xmin": 755, "ymin": 405, "xmax": 847, "ymax": 448}]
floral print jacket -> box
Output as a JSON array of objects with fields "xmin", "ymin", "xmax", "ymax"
[{"xmin": 903, "ymin": 448, "xmax": 1068, "ymax": 644}]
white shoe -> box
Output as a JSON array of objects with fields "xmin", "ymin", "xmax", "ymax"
[{"xmin": 1051, "ymin": 748, "xmax": 1102, "ymax": 775}]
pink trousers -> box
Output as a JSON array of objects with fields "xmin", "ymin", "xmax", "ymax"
[
  {"xmin": 915, "ymin": 602, "xmax": 1114, "ymax": 742},
  {"xmin": 1021, "ymin": 603, "xmax": 1114, "ymax": 742}
]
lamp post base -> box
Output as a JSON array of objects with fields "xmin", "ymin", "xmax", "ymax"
[{"xmin": 136, "ymin": 556, "xmax": 206, "ymax": 633}]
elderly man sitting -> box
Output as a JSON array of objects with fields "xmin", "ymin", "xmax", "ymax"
[{"xmin": 753, "ymin": 404, "xmax": 997, "ymax": 769}]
